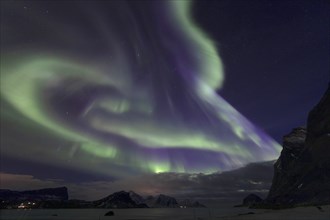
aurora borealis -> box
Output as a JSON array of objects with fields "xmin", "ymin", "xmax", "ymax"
[{"xmin": 1, "ymin": 0, "xmax": 327, "ymax": 182}]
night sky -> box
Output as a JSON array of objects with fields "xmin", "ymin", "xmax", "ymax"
[{"xmin": 0, "ymin": 0, "xmax": 329, "ymax": 200}]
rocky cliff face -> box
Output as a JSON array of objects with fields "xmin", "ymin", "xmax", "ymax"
[
  {"xmin": 306, "ymin": 83, "xmax": 330, "ymax": 159},
  {"xmin": 178, "ymin": 199, "xmax": 206, "ymax": 208},
  {"xmin": 94, "ymin": 191, "xmax": 205, "ymax": 209},
  {"xmin": 145, "ymin": 194, "xmax": 179, "ymax": 208},
  {"xmin": 93, "ymin": 191, "xmax": 189, "ymax": 208},
  {"xmin": 267, "ymin": 127, "xmax": 307, "ymax": 200},
  {"xmin": 93, "ymin": 191, "xmax": 148, "ymax": 208},
  {"xmin": 266, "ymin": 84, "xmax": 330, "ymax": 207}
]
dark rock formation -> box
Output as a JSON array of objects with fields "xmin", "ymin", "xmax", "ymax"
[
  {"xmin": 238, "ymin": 212, "xmax": 255, "ymax": 216},
  {"xmin": 267, "ymin": 127, "xmax": 307, "ymax": 200},
  {"xmin": 93, "ymin": 191, "xmax": 148, "ymax": 208},
  {"xmin": 104, "ymin": 211, "xmax": 115, "ymax": 216},
  {"xmin": 145, "ymin": 194, "xmax": 178, "ymax": 208},
  {"xmin": 155, "ymin": 194, "xmax": 178, "ymax": 208},
  {"xmin": 0, "ymin": 188, "xmax": 205, "ymax": 209},
  {"xmin": 265, "ymin": 84, "xmax": 330, "ymax": 207},
  {"xmin": 0, "ymin": 187, "xmax": 68, "ymax": 202},
  {"xmin": 242, "ymin": 194, "xmax": 263, "ymax": 207},
  {"xmin": 95, "ymin": 191, "xmax": 205, "ymax": 209},
  {"xmin": 306, "ymin": 83, "xmax": 330, "ymax": 147},
  {"xmin": 178, "ymin": 199, "xmax": 206, "ymax": 208},
  {"xmin": 129, "ymin": 190, "xmax": 145, "ymax": 205}
]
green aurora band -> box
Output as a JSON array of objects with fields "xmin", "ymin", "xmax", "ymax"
[{"xmin": 0, "ymin": 0, "xmax": 281, "ymax": 177}]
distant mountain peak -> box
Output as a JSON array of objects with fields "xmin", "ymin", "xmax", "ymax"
[{"xmin": 0, "ymin": 187, "xmax": 68, "ymax": 202}]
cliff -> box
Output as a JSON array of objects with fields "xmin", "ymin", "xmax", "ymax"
[
  {"xmin": 265, "ymin": 84, "xmax": 330, "ymax": 207},
  {"xmin": 93, "ymin": 191, "xmax": 148, "ymax": 208},
  {"xmin": 93, "ymin": 191, "xmax": 198, "ymax": 208},
  {"xmin": 145, "ymin": 194, "xmax": 179, "ymax": 208}
]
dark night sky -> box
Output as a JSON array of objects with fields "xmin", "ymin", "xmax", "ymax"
[
  {"xmin": 0, "ymin": 0, "xmax": 329, "ymax": 200},
  {"xmin": 194, "ymin": 0, "xmax": 329, "ymax": 141}
]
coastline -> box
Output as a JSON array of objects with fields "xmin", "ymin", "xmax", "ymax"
[{"xmin": 0, "ymin": 205, "xmax": 329, "ymax": 220}]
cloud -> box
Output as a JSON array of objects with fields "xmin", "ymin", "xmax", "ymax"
[
  {"xmin": 0, "ymin": 161, "xmax": 275, "ymax": 201},
  {"xmin": 0, "ymin": 173, "xmax": 63, "ymax": 190}
]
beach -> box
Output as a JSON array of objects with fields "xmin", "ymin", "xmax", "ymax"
[{"xmin": 0, "ymin": 205, "xmax": 329, "ymax": 220}]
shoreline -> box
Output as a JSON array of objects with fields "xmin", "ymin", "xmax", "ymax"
[{"xmin": 0, "ymin": 205, "xmax": 329, "ymax": 220}]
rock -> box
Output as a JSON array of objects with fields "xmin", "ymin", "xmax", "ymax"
[
  {"xmin": 178, "ymin": 199, "xmax": 206, "ymax": 208},
  {"xmin": 265, "ymin": 83, "xmax": 330, "ymax": 207},
  {"xmin": 238, "ymin": 212, "xmax": 255, "ymax": 216},
  {"xmin": 242, "ymin": 194, "xmax": 263, "ymax": 207},
  {"xmin": 104, "ymin": 211, "xmax": 114, "ymax": 216},
  {"xmin": 0, "ymin": 188, "xmax": 204, "ymax": 210},
  {"xmin": 145, "ymin": 194, "xmax": 178, "ymax": 208},
  {"xmin": 94, "ymin": 191, "xmax": 182, "ymax": 209},
  {"xmin": 129, "ymin": 191, "xmax": 145, "ymax": 205},
  {"xmin": 316, "ymin": 206, "xmax": 324, "ymax": 212},
  {"xmin": 93, "ymin": 191, "xmax": 148, "ymax": 208},
  {"xmin": 267, "ymin": 127, "xmax": 307, "ymax": 200},
  {"xmin": 306, "ymin": 83, "xmax": 330, "ymax": 147}
]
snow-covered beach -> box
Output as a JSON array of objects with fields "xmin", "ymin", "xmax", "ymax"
[{"xmin": 1, "ymin": 205, "xmax": 329, "ymax": 220}]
